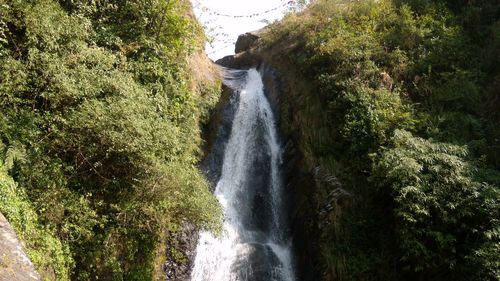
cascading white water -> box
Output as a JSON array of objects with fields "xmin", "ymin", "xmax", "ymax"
[{"xmin": 191, "ymin": 69, "xmax": 295, "ymax": 281}]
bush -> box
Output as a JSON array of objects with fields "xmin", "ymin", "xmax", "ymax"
[{"xmin": 372, "ymin": 130, "xmax": 499, "ymax": 280}]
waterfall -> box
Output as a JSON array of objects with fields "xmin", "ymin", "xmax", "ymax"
[{"xmin": 191, "ymin": 68, "xmax": 295, "ymax": 281}]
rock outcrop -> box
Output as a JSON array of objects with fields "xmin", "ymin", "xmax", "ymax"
[
  {"xmin": 234, "ymin": 32, "xmax": 260, "ymax": 54},
  {"xmin": 0, "ymin": 212, "xmax": 40, "ymax": 281}
]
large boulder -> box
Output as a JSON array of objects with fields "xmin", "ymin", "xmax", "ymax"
[{"xmin": 235, "ymin": 32, "xmax": 260, "ymax": 54}]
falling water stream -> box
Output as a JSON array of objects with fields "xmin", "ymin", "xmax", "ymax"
[{"xmin": 191, "ymin": 68, "xmax": 295, "ymax": 281}]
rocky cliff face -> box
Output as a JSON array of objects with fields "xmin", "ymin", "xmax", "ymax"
[{"xmin": 0, "ymin": 212, "xmax": 40, "ymax": 281}]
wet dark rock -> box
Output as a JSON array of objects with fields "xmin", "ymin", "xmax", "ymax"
[
  {"xmin": 201, "ymin": 84, "xmax": 240, "ymax": 189},
  {"xmin": 243, "ymin": 122, "xmax": 273, "ymax": 233},
  {"xmin": 163, "ymin": 223, "xmax": 199, "ymax": 281},
  {"xmin": 251, "ymin": 192, "xmax": 272, "ymax": 232},
  {"xmin": 232, "ymin": 243, "xmax": 283, "ymax": 281}
]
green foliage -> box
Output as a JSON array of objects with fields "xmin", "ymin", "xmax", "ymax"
[
  {"xmin": 372, "ymin": 130, "xmax": 499, "ymax": 279},
  {"xmin": 259, "ymin": 0, "xmax": 500, "ymax": 280},
  {"xmin": 0, "ymin": 0, "xmax": 221, "ymax": 280}
]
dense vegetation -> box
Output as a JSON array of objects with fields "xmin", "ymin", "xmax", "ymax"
[
  {"xmin": 1, "ymin": 0, "xmax": 499, "ymax": 280},
  {"xmin": 258, "ymin": 0, "xmax": 499, "ymax": 280},
  {"xmin": 0, "ymin": 0, "xmax": 221, "ymax": 280}
]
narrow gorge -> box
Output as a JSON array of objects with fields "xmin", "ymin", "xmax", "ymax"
[{"xmin": 1, "ymin": 1, "xmax": 499, "ymax": 281}]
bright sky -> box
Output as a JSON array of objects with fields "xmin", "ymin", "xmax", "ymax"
[{"xmin": 191, "ymin": 0, "xmax": 294, "ymax": 60}]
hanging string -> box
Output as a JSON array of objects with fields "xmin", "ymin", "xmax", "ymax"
[
  {"xmin": 207, "ymin": 42, "xmax": 237, "ymax": 55},
  {"xmin": 194, "ymin": 0, "xmax": 296, "ymax": 19},
  {"xmin": 195, "ymin": 0, "xmax": 301, "ymax": 56}
]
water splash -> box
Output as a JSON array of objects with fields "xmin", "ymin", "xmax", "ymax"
[{"xmin": 191, "ymin": 69, "xmax": 295, "ymax": 281}]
